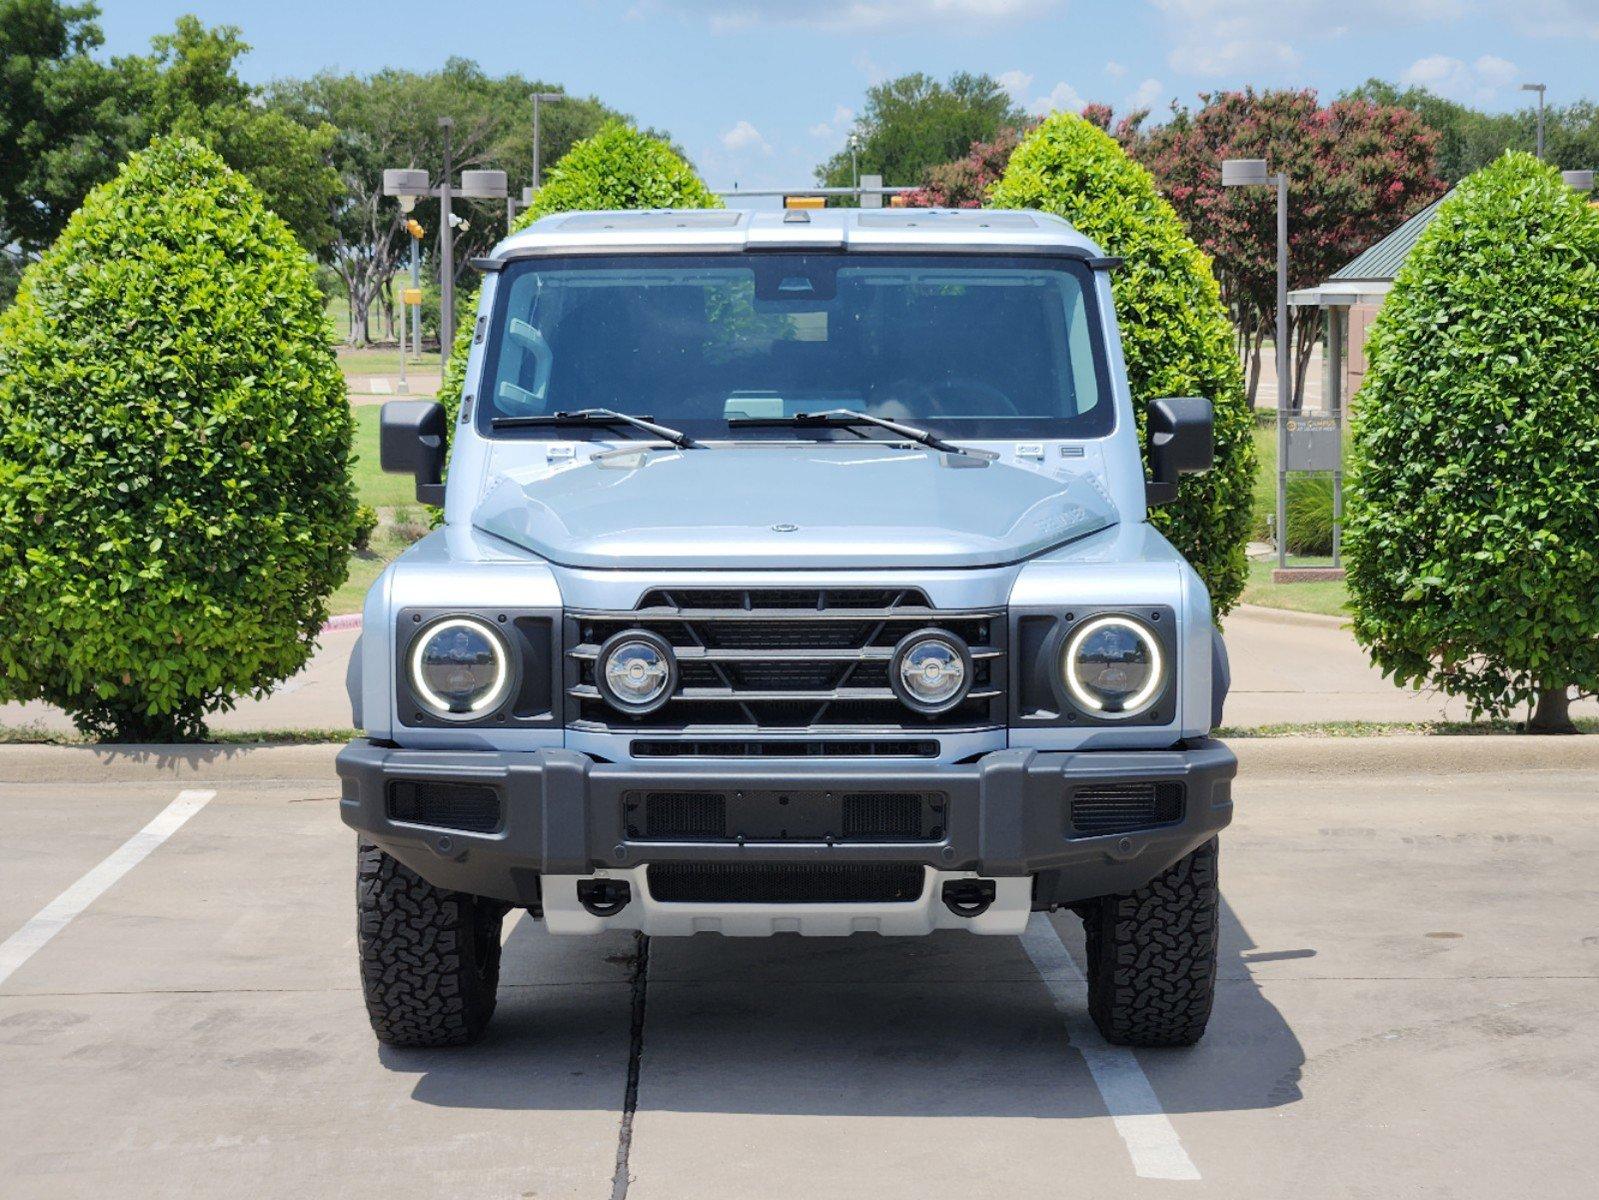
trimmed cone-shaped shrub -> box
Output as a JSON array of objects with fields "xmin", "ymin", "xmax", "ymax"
[
  {"xmin": 0, "ymin": 137, "xmax": 355, "ymax": 740},
  {"xmin": 436, "ymin": 123, "xmax": 721, "ymax": 431},
  {"xmin": 1343, "ymin": 153, "xmax": 1599, "ymax": 732},
  {"xmin": 990, "ymin": 113, "xmax": 1255, "ymax": 614}
]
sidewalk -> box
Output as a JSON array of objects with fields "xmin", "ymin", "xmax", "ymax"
[{"xmin": 3, "ymin": 607, "xmax": 1590, "ymax": 737}]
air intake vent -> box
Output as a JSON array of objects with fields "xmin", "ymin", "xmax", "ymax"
[
  {"xmin": 643, "ymin": 792, "xmax": 726, "ymax": 838},
  {"xmin": 386, "ymin": 781, "xmax": 501, "ymax": 833},
  {"xmin": 1070, "ymin": 781, "xmax": 1185, "ymax": 836},
  {"xmin": 841, "ymin": 793, "xmax": 924, "ymax": 839},
  {"xmin": 647, "ymin": 863, "xmax": 925, "ymax": 904}
]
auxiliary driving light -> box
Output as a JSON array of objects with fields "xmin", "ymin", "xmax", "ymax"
[
  {"xmin": 597, "ymin": 630, "xmax": 678, "ymax": 715},
  {"xmin": 1061, "ymin": 615, "xmax": 1165, "ymax": 718},
  {"xmin": 890, "ymin": 630, "xmax": 973, "ymax": 715},
  {"xmin": 409, "ymin": 617, "xmax": 512, "ymax": 719}
]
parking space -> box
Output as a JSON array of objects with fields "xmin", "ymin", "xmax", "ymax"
[{"xmin": 2, "ymin": 740, "xmax": 1596, "ymax": 1199}]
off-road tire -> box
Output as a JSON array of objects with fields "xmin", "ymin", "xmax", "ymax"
[
  {"xmin": 357, "ymin": 841, "xmax": 507, "ymax": 1047},
  {"xmin": 1082, "ymin": 837, "xmax": 1219, "ymax": 1047}
]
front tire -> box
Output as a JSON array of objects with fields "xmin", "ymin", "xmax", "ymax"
[
  {"xmin": 1081, "ymin": 838, "xmax": 1220, "ymax": 1047},
  {"xmin": 357, "ymin": 841, "xmax": 507, "ymax": 1047}
]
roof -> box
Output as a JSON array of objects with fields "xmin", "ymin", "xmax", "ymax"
[
  {"xmin": 1328, "ymin": 192, "xmax": 1449, "ymax": 283},
  {"xmin": 488, "ymin": 207, "xmax": 1104, "ymax": 261}
]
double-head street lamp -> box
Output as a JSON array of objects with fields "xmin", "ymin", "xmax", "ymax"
[
  {"xmin": 383, "ymin": 117, "xmax": 508, "ymax": 355},
  {"xmin": 1521, "ymin": 83, "xmax": 1547, "ymax": 160},
  {"xmin": 1222, "ymin": 158, "xmax": 1293, "ymax": 568},
  {"xmin": 531, "ymin": 91, "xmax": 564, "ymax": 192}
]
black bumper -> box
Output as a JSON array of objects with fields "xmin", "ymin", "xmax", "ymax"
[{"xmin": 336, "ymin": 739, "xmax": 1236, "ymax": 909}]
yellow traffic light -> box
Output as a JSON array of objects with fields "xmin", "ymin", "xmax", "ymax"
[
  {"xmin": 783, "ymin": 195, "xmax": 825, "ymax": 209},
  {"xmin": 405, "ymin": 218, "xmax": 425, "ymax": 239}
]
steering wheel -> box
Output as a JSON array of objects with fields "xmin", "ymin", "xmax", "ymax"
[{"xmin": 872, "ymin": 376, "xmax": 1020, "ymax": 419}]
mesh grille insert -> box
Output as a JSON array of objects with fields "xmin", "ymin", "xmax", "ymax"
[
  {"xmin": 647, "ymin": 863, "xmax": 925, "ymax": 904},
  {"xmin": 841, "ymin": 793, "xmax": 925, "ymax": 839},
  {"xmin": 643, "ymin": 792, "xmax": 726, "ymax": 839},
  {"xmin": 386, "ymin": 781, "xmax": 501, "ymax": 833},
  {"xmin": 1070, "ymin": 781, "xmax": 1185, "ymax": 835}
]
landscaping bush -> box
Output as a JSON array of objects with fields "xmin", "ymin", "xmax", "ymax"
[
  {"xmin": 990, "ymin": 113, "xmax": 1255, "ymax": 614},
  {"xmin": 0, "ymin": 137, "xmax": 356, "ymax": 740},
  {"xmin": 1343, "ymin": 152, "xmax": 1599, "ymax": 732},
  {"xmin": 351, "ymin": 503, "xmax": 379, "ymax": 552},
  {"xmin": 435, "ymin": 123, "xmax": 722, "ymax": 432}
]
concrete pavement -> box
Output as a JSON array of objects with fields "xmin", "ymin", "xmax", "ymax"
[{"xmin": 2, "ymin": 739, "xmax": 1596, "ymax": 1198}]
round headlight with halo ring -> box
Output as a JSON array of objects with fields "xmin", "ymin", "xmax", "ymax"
[
  {"xmin": 890, "ymin": 630, "xmax": 973, "ymax": 715},
  {"xmin": 596, "ymin": 629, "xmax": 678, "ymax": 715},
  {"xmin": 1061, "ymin": 615, "xmax": 1166, "ymax": 718},
  {"xmin": 408, "ymin": 616, "xmax": 512, "ymax": 720}
]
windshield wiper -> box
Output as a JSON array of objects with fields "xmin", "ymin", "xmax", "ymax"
[
  {"xmin": 728, "ymin": 408, "xmax": 992, "ymax": 459},
  {"xmin": 491, "ymin": 408, "xmax": 698, "ymax": 449}
]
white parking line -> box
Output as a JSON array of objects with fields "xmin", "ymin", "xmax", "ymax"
[
  {"xmin": 1021, "ymin": 913, "xmax": 1201, "ymax": 1181},
  {"xmin": 0, "ymin": 789, "xmax": 216, "ymax": 988}
]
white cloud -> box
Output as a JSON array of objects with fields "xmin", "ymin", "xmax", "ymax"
[
  {"xmin": 720, "ymin": 120, "xmax": 772, "ymax": 155},
  {"xmin": 1122, "ymin": 77, "xmax": 1166, "ymax": 112},
  {"xmin": 1401, "ymin": 53, "xmax": 1521, "ymax": 103},
  {"xmin": 997, "ymin": 69, "xmax": 1035, "ymax": 98},
  {"xmin": 1104, "ymin": 60, "xmax": 1128, "ymax": 78},
  {"xmin": 1026, "ymin": 80, "xmax": 1085, "ymax": 117},
  {"xmin": 809, "ymin": 104, "xmax": 856, "ymax": 139},
  {"xmin": 672, "ymin": 0, "xmax": 1060, "ymax": 33}
]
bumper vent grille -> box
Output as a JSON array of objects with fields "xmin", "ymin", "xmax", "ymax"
[
  {"xmin": 643, "ymin": 792, "xmax": 726, "ymax": 839},
  {"xmin": 631, "ymin": 789, "xmax": 942, "ymax": 842},
  {"xmin": 567, "ymin": 587, "xmax": 1005, "ymax": 733},
  {"xmin": 631, "ymin": 739, "xmax": 939, "ymax": 759},
  {"xmin": 1070, "ymin": 782, "xmax": 1185, "ymax": 836},
  {"xmin": 386, "ymin": 781, "xmax": 501, "ymax": 833},
  {"xmin": 841, "ymin": 792, "xmax": 924, "ymax": 839},
  {"xmin": 647, "ymin": 863, "xmax": 925, "ymax": 904}
]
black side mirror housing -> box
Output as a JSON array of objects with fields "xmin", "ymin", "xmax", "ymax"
[
  {"xmin": 1145, "ymin": 396, "xmax": 1214, "ymax": 506},
  {"xmin": 380, "ymin": 400, "xmax": 447, "ymax": 506}
]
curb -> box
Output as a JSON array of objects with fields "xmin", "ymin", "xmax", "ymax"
[
  {"xmin": 322, "ymin": 614, "xmax": 362, "ymax": 633},
  {"xmin": 1231, "ymin": 603, "xmax": 1350, "ymax": 630}
]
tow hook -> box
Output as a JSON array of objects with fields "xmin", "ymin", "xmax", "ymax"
[
  {"xmin": 577, "ymin": 878, "xmax": 632, "ymax": 917},
  {"xmin": 941, "ymin": 878, "xmax": 997, "ymax": 918}
]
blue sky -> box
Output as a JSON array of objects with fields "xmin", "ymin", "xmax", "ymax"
[{"xmin": 101, "ymin": 1, "xmax": 1598, "ymax": 194}]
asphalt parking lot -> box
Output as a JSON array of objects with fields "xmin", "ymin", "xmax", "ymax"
[{"xmin": 2, "ymin": 739, "xmax": 1596, "ymax": 1199}]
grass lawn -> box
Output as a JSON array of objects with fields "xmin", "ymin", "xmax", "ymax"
[
  {"xmin": 351, "ymin": 406, "xmax": 422, "ymax": 509},
  {"xmin": 331, "ymin": 520, "xmax": 429, "ymax": 615},
  {"xmin": 1239, "ymin": 559, "xmax": 1350, "ymax": 618},
  {"xmin": 337, "ymin": 346, "xmax": 442, "ymax": 377}
]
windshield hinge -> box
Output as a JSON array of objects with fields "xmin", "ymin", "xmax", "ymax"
[
  {"xmin": 1086, "ymin": 256, "xmax": 1124, "ymax": 272},
  {"xmin": 469, "ymin": 256, "xmax": 505, "ymax": 273}
]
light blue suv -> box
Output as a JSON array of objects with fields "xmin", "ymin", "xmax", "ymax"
[{"xmin": 338, "ymin": 206, "xmax": 1235, "ymax": 1049}]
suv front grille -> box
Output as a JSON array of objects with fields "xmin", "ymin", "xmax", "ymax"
[{"xmin": 566, "ymin": 588, "xmax": 1005, "ymax": 732}]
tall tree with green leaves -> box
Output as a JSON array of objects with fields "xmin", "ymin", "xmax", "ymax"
[
  {"xmin": 990, "ymin": 113, "xmax": 1255, "ymax": 614},
  {"xmin": 817, "ymin": 72, "xmax": 1024, "ymax": 190},
  {"xmin": 1343, "ymin": 153, "xmax": 1599, "ymax": 733}
]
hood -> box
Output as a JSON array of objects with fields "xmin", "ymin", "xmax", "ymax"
[{"xmin": 472, "ymin": 444, "xmax": 1118, "ymax": 570}]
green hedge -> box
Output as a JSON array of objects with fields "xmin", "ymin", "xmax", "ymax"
[
  {"xmin": 1343, "ymin": 153, "xmax": 1599, "ymax": 728},
  {"xmin": 990, "ymin": 113, "xmax": 1255, "ymax": 614},
  {"xmin": 435, "ymin": 123, "xmax": 721, "ymax": 434},
  {"xmin": 0, "ymin": 137, "xmax": 355, "ymax": 740}
]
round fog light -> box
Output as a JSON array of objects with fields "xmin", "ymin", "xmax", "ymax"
[
  {"xmin": 1062, "ymin": 615, "xmax": 1165, "ymax": 717},
  {"xmin": 409, "ymin": 617, "xmax": 511, "ymax": 719},
  {"xmin": 597, "ymin": 630, "xmax": 677, "ymax": 714},
  {"xmin": 891, "ymin": 630, "xmax": 972, "ymax": 715}
]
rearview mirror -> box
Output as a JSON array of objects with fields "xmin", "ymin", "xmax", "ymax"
[
  {"xmin": 380, "ymin": 400, "xmax": 447, "ymax": 506},
  {"xmin": 1145, "ymin": 397, "xmax": 1214, "ymax": 506}
]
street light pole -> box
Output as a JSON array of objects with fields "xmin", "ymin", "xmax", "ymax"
[
  {"xmin": 439, "ymin": 117, "xmax": 456, "ymax": 355},
  {"xmin": 1223, "ymin": 158, "xmax": 1291, "ymax": 568},
  {"xmin": 531, "ymin": 91, "xmax": 564, "ymax": 194},
  {"xmin": 1522, "ymin": 83, "xmax": 1547, "ymax": 159}
]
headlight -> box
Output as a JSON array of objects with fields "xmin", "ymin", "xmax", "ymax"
[
  {"xmin": 1061, "ymin": 615, "xmax": 1165, "ymax": 717},
  {"xmin": 409, "ymin": 616, "xmax": 512, "ymax": 719},
  {"xmin": 890, "ymin": 630, "xmax": 972, "ymax": 714},
  {"xmin": 597, "ymin": 630, "xmax": 677, "ymax": 714}
]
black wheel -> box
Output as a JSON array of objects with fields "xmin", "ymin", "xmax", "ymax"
[
  {"xmin": 357, "ymin": 841, "xmax": 507, "ymax": 1048},
  {"xmin": 1082, "ymin": 837, "xmax": 1220, "ymax": 1047}
]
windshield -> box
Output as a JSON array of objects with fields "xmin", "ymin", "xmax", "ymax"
[{"xmin": 476, "ymin": 253, "xmax": 1114, "ymax": 441}]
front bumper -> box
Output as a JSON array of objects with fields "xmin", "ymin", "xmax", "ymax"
[{"xmin": 336, "ymin": 739, "xmax": 1235, "ymax": 930}]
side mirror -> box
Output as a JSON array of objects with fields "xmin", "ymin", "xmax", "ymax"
[
  {"xmin": 1145, "ymin": 396, "xmax": 1214, "ymax": 506},
  {"xmin": 380, "ymin": 400, "xmax": 447, "ymax": 506}
]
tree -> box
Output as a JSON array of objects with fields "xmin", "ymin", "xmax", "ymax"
[
  {"xmin": 0, "ymin": 137, "xmax": 356, "ymax": 740},
  {"xmin": 267, "ymin": 61, "xmax": 640, "ymax": 345},
  {"xmin": 1342, "ymin": 153, "xmax": 1599, "ymax": 734},
  {"xmin": 907, "ymin": 126, "xmax": 1028, "ymax": 207},
  {"xmin": 990, "ymin": 113, "xmax": 1256, "ymax": 614},
  {"xmin": 1140, "ymin": 89, "xmax": 1445, "ymax": 406},
  {"xmin": 0, "ymin": 0, "xmax": 136, "ymax": 254},
  {"xmin": 817, "ymin": 72, "xmax": 1024, "ymax": 190}
]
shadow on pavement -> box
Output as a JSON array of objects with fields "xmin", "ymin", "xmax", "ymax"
[{"xmin": 397, "ymin": 894, "xmax": 1304, "ymax": 1119}]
